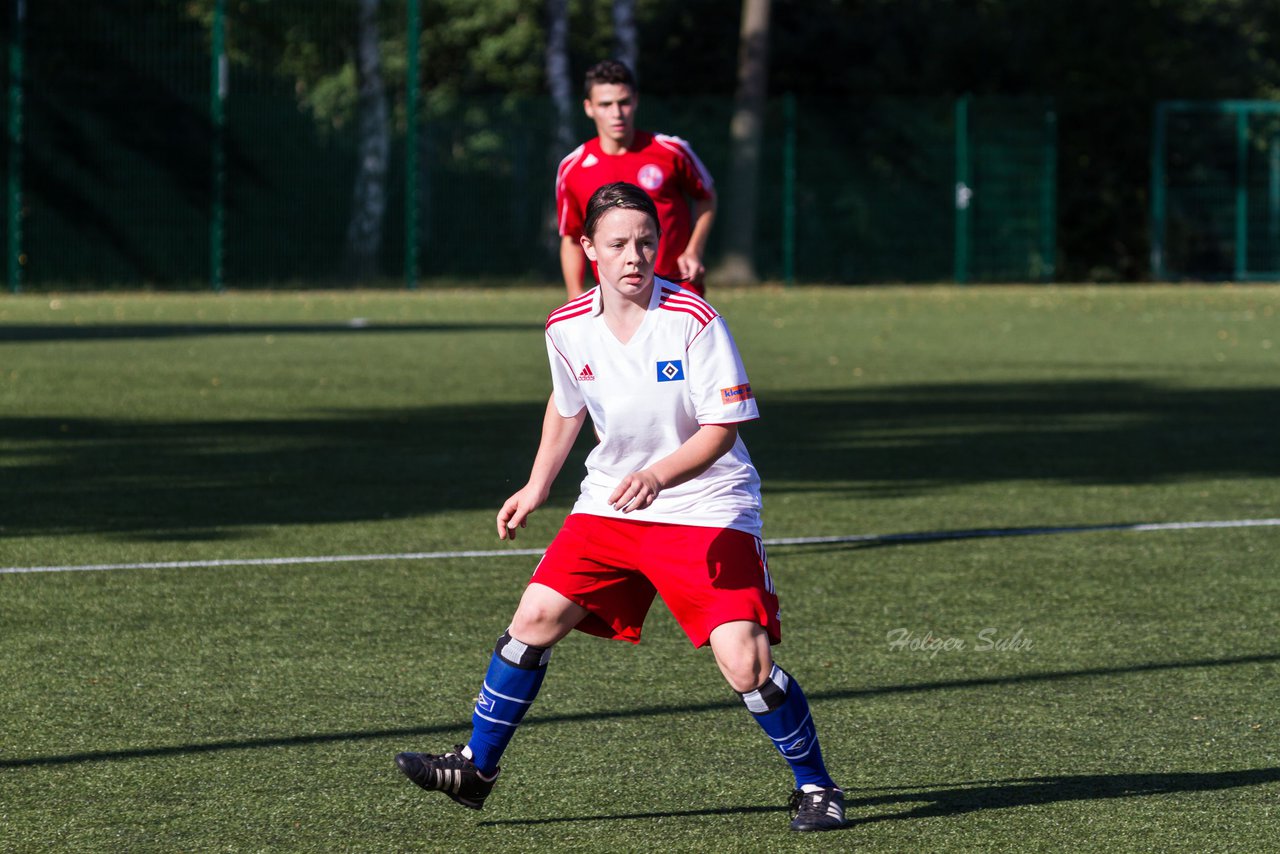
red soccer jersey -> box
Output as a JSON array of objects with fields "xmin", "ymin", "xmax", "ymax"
[{"xmin": 556, "ymin": 131, "xmax": 715, "ymax": 283}]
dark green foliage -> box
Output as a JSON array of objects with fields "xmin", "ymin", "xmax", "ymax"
[{"xmin": 10, "ymin": 1, "xmax": 1280, "ymax": 285}]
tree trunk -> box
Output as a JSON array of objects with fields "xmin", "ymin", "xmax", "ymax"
[
  {"xmin": 546, "ymin": 0, "xmax": 574, "ymax": 156},
  {"xmin": 344, "ymin": 0, "xmax": 389, "ymax": 281},
  {"xmin": 613, "ymin": 0, "xmax": 639, "ymax": 80},
  {"xmin": 717, "ymin": 0, "xmax": 771, "ymax": 285},
  {"xmin": 544, "ymin": 0, "xmax": 573, "ymax": 257}
]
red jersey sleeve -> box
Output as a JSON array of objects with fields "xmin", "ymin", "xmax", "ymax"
[
  {"xmin": 555, "ymin": 144, "xmax": 589, "ymax": 239},
  {"xmin": 655, "ymin": 134, "xmax": 715, "ymax": 202}
]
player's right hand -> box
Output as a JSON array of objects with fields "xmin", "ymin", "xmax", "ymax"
[
  {"xmin": 496, "ymin": 498, "xmax": 526, "ymax": 540},
  {"xmin": 497, "ymin": 486, "xmax": 544, "ymax": 540}
]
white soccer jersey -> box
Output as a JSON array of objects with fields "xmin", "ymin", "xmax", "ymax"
[{"xmin": 544, "ymin": 280, "xmax": 763, "ymax": 536}]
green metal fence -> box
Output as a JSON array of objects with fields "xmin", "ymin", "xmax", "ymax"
[
  {"xmin": 3, "ymin": 1, "xmax": 1056, "ymax": 291},
  {"xmin": 1151, "ymin": 99, "xmax": 1280, "ymax": 281}
]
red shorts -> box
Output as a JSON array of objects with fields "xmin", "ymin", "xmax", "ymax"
[{"xmin": 530, "ymin": 514, "xmax": 781, "ymax": 647}]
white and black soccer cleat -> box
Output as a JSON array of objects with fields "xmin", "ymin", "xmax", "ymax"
[
  {"xmin": 395, "ymin": 745, "xmax": 499, "ymax": 810},
  {"xmin": 788, "ymin": 786, "xmax": 847, "ymax": 831}
]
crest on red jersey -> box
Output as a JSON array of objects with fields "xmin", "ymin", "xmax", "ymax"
[{"xmin": 637, "ymin": 164, "xmax": 664, "ymax": 191}]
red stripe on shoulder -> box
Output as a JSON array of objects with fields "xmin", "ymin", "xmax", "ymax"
[
  {"xmin": 658, "ymin": 286, "xmax": 717, "ymax": 327},
  {"xmin": 661, "ymin": 304, "xmax": 717, "ymax": 328},
  {"xmin": 546, "ymin": 293, "xmax": 594, "ymax": 329}
]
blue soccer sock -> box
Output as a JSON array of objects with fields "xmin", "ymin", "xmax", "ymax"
[
  {"xmin": 464, "ymin": 631, "xmax": 550, "ymax": 777},
  {"xmin": 739, "ymin": 663, "xmax": 837, "ymax": 790}
]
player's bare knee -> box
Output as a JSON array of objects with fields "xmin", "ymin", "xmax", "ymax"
[
  {"xmin": 718, "ymin": 654, "xmax": 770, "ymax": 693},
  {"xmin": 508, "ymin": 607, "xmax": 559, "ymax": 646},
  {"xmin": 712, "ymin": 642, "xmax": 772, "ymax": 693},
  {"xmin": 508, "ymin": 589, "xmax": 581, "ymax": 647},
  {"xmin": 710, "ymin": 621, "xmax": 773, "ymax": 692}
]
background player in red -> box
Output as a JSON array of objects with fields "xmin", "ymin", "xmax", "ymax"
[
  {"xmin": 395, "ymin": 183, "xmax": 846, "ymax": 832},
  {"xmin": 556, "ymin": 60, "xmax": 717, "ymax": 299}
]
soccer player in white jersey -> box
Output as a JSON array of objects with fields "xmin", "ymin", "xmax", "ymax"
[{"xmin": 394, "ymin": 182, "xmax": 846, "ymax": 832}]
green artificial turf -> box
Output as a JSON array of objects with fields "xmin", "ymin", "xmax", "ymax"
[{"xmin": 1, "ymin": 285, "xmax": 1277, "ymax": 851}]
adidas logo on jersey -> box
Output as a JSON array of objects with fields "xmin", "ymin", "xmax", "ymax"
[{"xmin": 578, "ymin": 364, "xmax": 595, "ymax": 381}]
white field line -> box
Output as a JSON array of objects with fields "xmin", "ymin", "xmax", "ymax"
[
  {"xmin": 764, "ymin": 517, "xmax": 1280, "ymax": 545},
  {"xmin": 0, "ymin": 548, "xmax": 546, "ymax": 575},
  {"xmin": 3, "ymin": 518, "xmax": 1280, "ymax": 576}
]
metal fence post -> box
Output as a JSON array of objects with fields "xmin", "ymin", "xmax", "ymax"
[
  {"xmin": 953, "ymin": 94, "xmax": 971, "ymax": 284},
  {"xmin": 7, "ymin": 0, "xmax": 25, "ymax": 293},
  {"xmin": 1150, "ymin": 102, "xmax": 1166, "ymax": 280},
  {"xmin": 782, "ymin": 92, "xmax": 796, "ymax": 286},
  {"xmin": 209, "ymin": 0, "xmax": 226, "ymax": 292},
  {"xmin": 1269, "ymin": 137, "xmax": 1279, "ymax": 269},
  {"xmin": 404, "ymin": 0, "xmax": 420, "ymax": 290},
  {"xmin": 1040, "ymin": 104, "xmax": 1057, "ymax": 282},
  {"xmin": 1235, "ymin": 108, "xmax": 1248, "ymax": 280}
]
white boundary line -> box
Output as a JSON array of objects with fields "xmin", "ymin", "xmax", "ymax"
[
  {"xmin": 765, "ymin": 517, "xmax": 1280, "ymax": 546},
  {"xmin": 4, "ymin": 518, "xmax": 1279, "ymax": 576},
  {"xmin": 0, "ymin": 548, "xmax": 545, "ymax": 576}
]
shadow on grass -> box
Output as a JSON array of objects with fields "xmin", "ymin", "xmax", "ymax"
[
  {"xmin": 478, "ymin": 805, "xmax": 781, "ymax": 826},
  {"xmin": 4, "ymin": 652, "xmax": 1274, "ymax": 770},
  {"xmin": 745, "ymin": 382, "xmax": 1280, "ymax": 496},
  {"xmin": 0, "ymin": 321, "xmax": 541, "ymax": 343},
  {"xmin": 0, "ymin": 400, "xmax": 580, "ymax": 541},
  {"xmin": 475, "ymin": 767, "xmax": 1280, "ymax": 827},
  {"xmin": 2, "ymin": 379, "xmax": 1278, "ymax": 541},
  {"xmin": 840, "ymin": 767, "xmax": 1280, "ymax": 823}
]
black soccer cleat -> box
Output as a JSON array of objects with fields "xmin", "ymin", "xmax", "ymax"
[
  {"xmin": 394, "ymin": 745, "xmax": 499, "ymax": 810},
  {"xmin": 788, "ymin": 786, "xmax": 847, "ymax": 831}
]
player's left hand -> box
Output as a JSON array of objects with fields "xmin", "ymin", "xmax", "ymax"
[{"xmin": 608, "ymin": 470, "xmax": 662, "ymax": 513}]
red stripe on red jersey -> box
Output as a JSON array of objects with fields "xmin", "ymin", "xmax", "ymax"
[
  {"xmin": 653, "ymin": 134, "xmax": 715, "ymax": 192},
  {"xmin": 554, "ymin": 145, "xmax": 589, "ymax": 237},
  {"xmin": 554, "ymin": 144, "xmax": 587, "ymax": 196}
]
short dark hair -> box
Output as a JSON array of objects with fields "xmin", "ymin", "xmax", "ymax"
[
  {"xmin": 583, "ymin": 60, "xmax": 636, "ymax": 100},
  {"xmin": 583, "ymin": 182, "xmax": 660, "ymax": 239}
]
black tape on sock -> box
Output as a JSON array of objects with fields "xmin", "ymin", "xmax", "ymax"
[
  {"xmin": 739, "ymin": 665, "xmax": 789, "ymax": 714},
  {"xmin": 494, "ymin": 631, "xmax": 552, "ymax": 669}
]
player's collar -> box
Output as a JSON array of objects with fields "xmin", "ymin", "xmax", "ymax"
[
  {"xmin": 651, "ymin": 277, "xmax": 676, "ymax": 307},
  {"xmin": 589, "ymin": 129, "xmax": 650, "ymax": 155}
]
